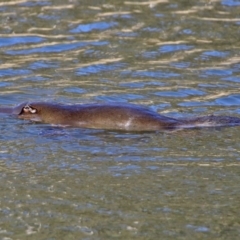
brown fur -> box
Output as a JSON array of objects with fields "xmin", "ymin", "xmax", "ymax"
[
  {"xmin": 1, "ymin": 102, "xmax": 240, "ymax": 131},
  {"xmin": 17, "ymin": 102, "xmax": 180, "ymax": 131}
]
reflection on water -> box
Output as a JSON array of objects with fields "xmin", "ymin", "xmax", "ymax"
[
  {"xmin": 0, "ymin": 0, "xmax": 240, "ymax": 239},
  {"xmin": 6, "ymin": 40, "xmax": 108, "ymax": 55},
  {"xmin": 70, "ymin": 21, "xmax": 118, "ymax": 33},
  {"xmin": 0, "ymin": 36, "xmax": 44, "ymax": 47}
]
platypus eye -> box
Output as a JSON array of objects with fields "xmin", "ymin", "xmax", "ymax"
[{"xmin": 23, "ymin": 105, "xmax": 37, "ymax": 114}]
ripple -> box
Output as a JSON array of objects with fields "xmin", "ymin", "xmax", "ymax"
[
  {"xmin": 28, "ymin": 61, "xmax": 59, "ymax": 70},
  {"xmin": 179, "ymin": 94, "xmax": 240, "ymax": 107},
  {"xmin": 0, "ymin": 36, "xmax": 45, "ymax": 48},
  {"xmin": 178, "ymin": 101, "xmax": 211, "ymax": 107},
  {"xmin": 95, "ymin": 93, "xmax": 145, "ymax": 102},
  {"xmin": 70, "ymin": 21, "xmax": 117, "ymax": 33},
  {"xmin": 186, "ymin": 224, "xmax": 210, "ymax": 233},
  {"xmin": 132, "ymin": 70, "xmax": 180, "ymax": 79},
  {"xmin": 19, "ymin": 1, "xmax": 50, "ymax": 7},
  {"xmin": 63, "ymin": 87, "xmax": 86, "ymax": 94},
  {"xmin": 119, "ymin": 80, "xmax": 165, "ymax": 88},
  {"xmin": 155, "ymin": 88, "xmax": 205, "ymax": 98},
  {"xmin": 76, "ymin": 62, "xmax": 125, "ymax": 76},
  {"xmin": 222, "ymin": 76, "xmax": 240, "ymax": 82},
  {"xmin": 142, "ymin": 44, "xmax": 194, "ymax": 58},
  {"xmin": 5, "ymin": 41, "xmax": 108, "ymax": 55},
  {"xmin": 202, "ymin": 50, "xmax": 229, "ymax": 58},
  {"xmin": 0, "ymin": 68, "xmax": 32, "ymax": 77},
  {"xmin": 215, "ymin": 94, "xmax": 240, "ymax": 106},
  {"xmin": 221, "ymin": 0, "xmax": 240, "ymax": 6},
  {"xmin": 201, "ymin": 68, "xmax": 232, "ymax": 77},
  {"xmin": 158, "ymin": 44, "xmax": 194, "ymax": 53},
  {"xmin": 170, "ymin": 62, "xmax": 191, "ymax": 68}
]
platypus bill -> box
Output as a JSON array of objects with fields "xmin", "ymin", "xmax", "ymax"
[{"xmin": 2, "ymin": 101, "xmax": 240, "ymax": 132}]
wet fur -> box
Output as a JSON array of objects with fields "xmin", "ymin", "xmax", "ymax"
[{"xmin": 1, "ymin": 101, "xmax": 240, "ymax": 131}]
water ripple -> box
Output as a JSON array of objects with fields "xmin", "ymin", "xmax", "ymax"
[
  {"xmin": 1, "ymin": 1, "xmax": 240, "ymax": 238},
  {"xmin": 222, "ymin": 0, "xmax": 240, "ymax": 6},
  {"xmin": 70, "ymin": 21, "xmax": 117, "ymax": 33},
  {"xmin": 159, "ymin": 44, "xmax": 194, "ymax": 53},
  {"xmin": 132, "ymin": 70, "xmax": 180, "ymax": 79},
  {"xmin": 0, "ymin": 36, "xmax": 45, "ymax": 47},
  {"xmin": 76, "ymin": 62, "xmax": 126, "ymax": 76},
  {"xmin": 0, "ymin": 68, "xmax": 32, "ymax": 77},
  {"xmin": 5, "ymin": 41, "xmax": 108, "ymax": 55}
]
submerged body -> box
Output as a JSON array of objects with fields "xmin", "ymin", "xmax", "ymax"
[{"xmin": 1, "ymin": 101, "xmax": 240, "ymax": 131}]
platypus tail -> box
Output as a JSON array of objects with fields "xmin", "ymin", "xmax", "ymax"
[{"xmin": 176, "ymin": 115, "xmax": 240, "ymax": 129}]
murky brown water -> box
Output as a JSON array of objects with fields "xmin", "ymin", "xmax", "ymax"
[{"xmin": 0, "ymin": 0, "xmax": 240, "ymax": 239}]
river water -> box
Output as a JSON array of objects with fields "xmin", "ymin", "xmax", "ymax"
[{"xmin": 0, "ymin": 0, "xmax": 240, "ymax": 239}]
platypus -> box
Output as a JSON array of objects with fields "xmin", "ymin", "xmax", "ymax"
[{"xmin": 1, "ymin": 101, "xmax": 240, "ymax": 131}]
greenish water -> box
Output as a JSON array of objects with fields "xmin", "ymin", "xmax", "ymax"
[{"xmin": 0, "ymin": 0, "xmax": 240, "ymax": 239}]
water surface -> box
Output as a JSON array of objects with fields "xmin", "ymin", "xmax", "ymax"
[{"xmin": 0, "ymin": 0, "xmax": 240, "ymax": 239}]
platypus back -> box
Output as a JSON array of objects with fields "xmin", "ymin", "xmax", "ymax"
[{"xmin": 17, "ymin": 102, "xmax": 180, "ymax": 131}]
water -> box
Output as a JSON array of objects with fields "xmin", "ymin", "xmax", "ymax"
[{"xmin": 0, "ymin": 0, "xmax": 240, "ymax": 239}]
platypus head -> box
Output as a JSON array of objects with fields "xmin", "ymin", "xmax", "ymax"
[
  {"xmin": 17, "ymin": 102, "xmax": 44, "ymax": 122},
  {"xmin": 17, "ymin": 102, "xmax": 68, "ymax": 124}
]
